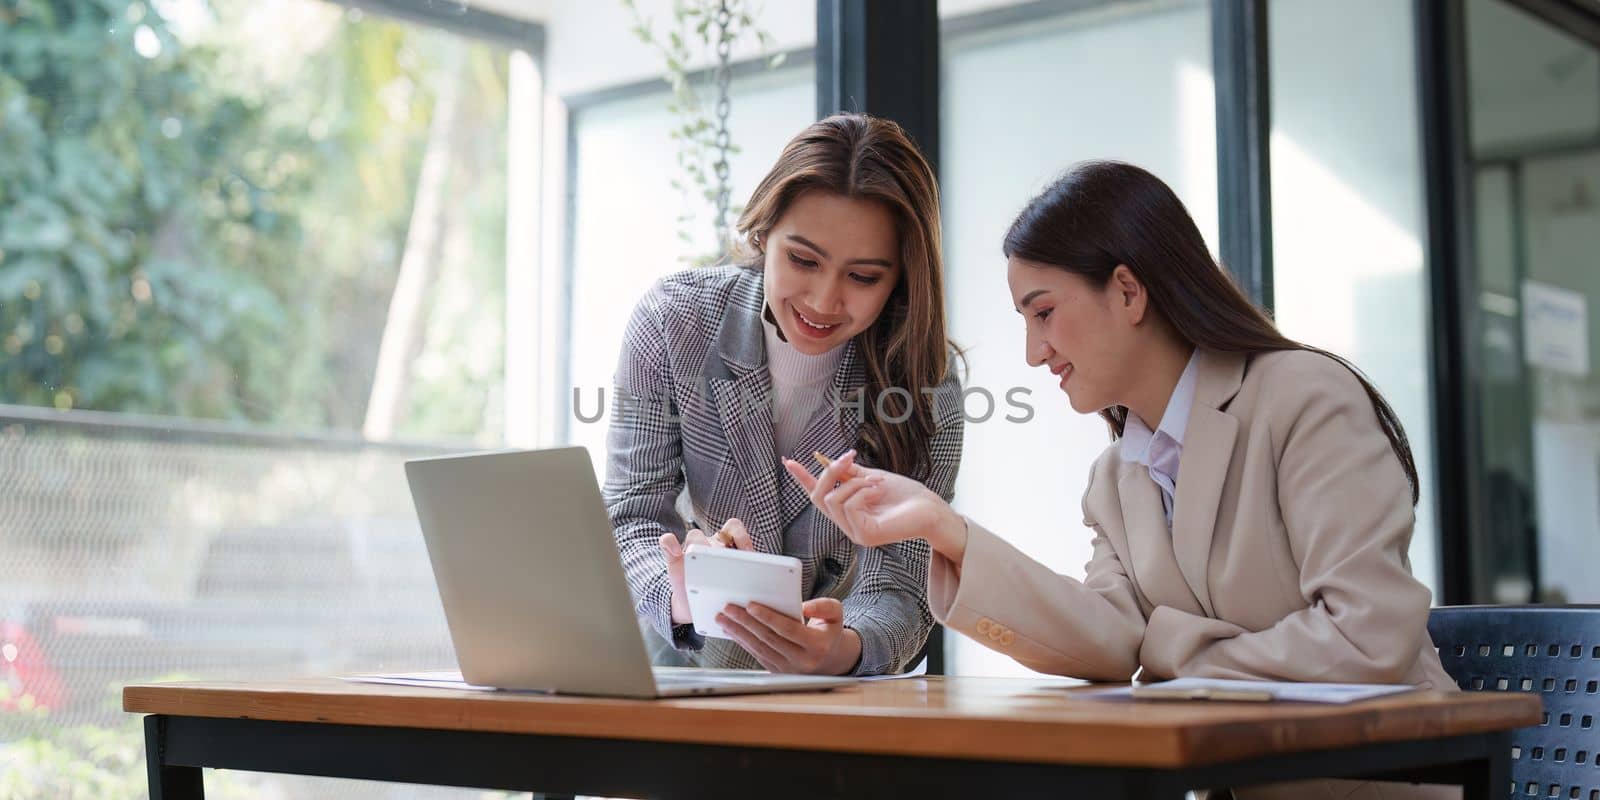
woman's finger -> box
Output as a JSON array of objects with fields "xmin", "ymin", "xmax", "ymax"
[
  {"xmin": 725, "ymin": 604, "xmax": 805, "ymax": 660},
  {"xmin": 744, "ymin": 602, "xmax": 813, "ymax": 648},
  {"xmin": 659, "ymin": 532, "xmax": 682, "ymax": 560},
  {"xmin": 723, "ymin": 517, "xmax": 754, "ymax": 551},
  {"xmin": 827, "ymin": 449, "xmax": 859, "ymax": 484},
  {"xmin": 822, "ymin": 475, "xmax": 877, "ymax": 519},
  {"xmin": 841, "ymin": 485, "xmax": 887, "ymax": 543},
  {"xmin": 808, "ymin": 449, "xmax": 857, "ymax": 509},
  {"xmin": 717, "ymin": 612, "xmax": 787, "ymax": 671},
  {"xmin": 800, "ymin": 597, "xmax": 845, "ymax": 624},
  {"xmin": 781, "ymin": 458, "xmax": 819, "ymax": 493},
  {"xmin": 841, "ymin": 483, "xmax": 884, "ymax": 516},
  {"xmin": 685, "ymin": 528, "xmax": 714, "ymax": 549}
]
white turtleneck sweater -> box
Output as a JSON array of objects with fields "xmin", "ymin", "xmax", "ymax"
[{"xmin": 762, "ymin": 313, "xmax": 846, "ymax": 457}]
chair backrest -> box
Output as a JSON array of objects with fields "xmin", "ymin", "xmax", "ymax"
[{"xmin": 1429, "ymin": 606, "xmax": 1600, "ymax": 800}]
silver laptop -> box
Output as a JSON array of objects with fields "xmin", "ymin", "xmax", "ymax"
[{"xmin": 403, "ymin": 446, "xmax": 854, "ymax": 698}]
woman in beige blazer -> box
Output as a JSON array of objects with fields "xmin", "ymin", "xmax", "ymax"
[{"xmin": 782, "ymin": 161, "xmax": 1456, "ymax": 799}]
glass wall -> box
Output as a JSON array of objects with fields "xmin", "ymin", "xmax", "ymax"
[
  {"xmin": 564, "ymin": 67, "xmax": 817, "ymax": 462},
  {"xmin": 1267, "ymin": 0, "xmax": 1440, "ymax": 597},
  {"xmin": 0, "ymin": 1, "xmax": 523, "ymax": 796},
  {"xmin": 939, "ymin": 0, "xmax": 1217, "ymax": 677},
  {"xmin": 1464, "ymin": 0, "xmax": 1600, "ymax": 604}
]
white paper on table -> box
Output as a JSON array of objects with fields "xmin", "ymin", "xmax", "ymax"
[
  {"xmin": 344, "ymin": 667, "xmax": 914, "ymax": 689},
  {"xmin": 858, "ymin": 656, "xmax": 930, "ymax": 681},
  {"xmin": 1079, "ymin": 677, "xmax": 1417, "ymax": 704},
  {"xmin": 342, "ymin": 671, "xmax": 502, "ymax": 692}
]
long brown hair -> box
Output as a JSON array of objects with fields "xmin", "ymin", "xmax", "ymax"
[
  {"xmin": 1003, "ymin": 160, "xmax": 1420, "ymax": 504},
  {"xmin": 734, "ymin": 114, "xmax": 953, "ymax": 480}
]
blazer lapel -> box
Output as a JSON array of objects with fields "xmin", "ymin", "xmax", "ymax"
[
  {"xmin": 1116, "ymin": 461, "xmax": 1205, "ymax": 616},
  {"xmin": 709, "ymin": 370, "xmax": 784, "ymax": 553},
  {"xmin": 777, "ymin": 340, "xmax": 864, "ymax": 530},
  {"xmin": 1169, "ymin": 350, "xmax": 1246, "ymax": 618},
  {"xmin": 702, "ymin": 270, "xmax": 785, "ymax": 555}
]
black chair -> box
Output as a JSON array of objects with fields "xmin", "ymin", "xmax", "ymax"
[{"xmin": 1429, "ymin": 605, "xmax": 1600, "ymax": 799}]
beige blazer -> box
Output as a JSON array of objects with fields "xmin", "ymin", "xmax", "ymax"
[{"xmin": 929, "ymin": 348, "xmax": 1455, "ymax": 799}]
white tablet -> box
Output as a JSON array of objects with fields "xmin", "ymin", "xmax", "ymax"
[{"xmin": 683, "ymin": 544, "xmax": 804, "ymax": 640}]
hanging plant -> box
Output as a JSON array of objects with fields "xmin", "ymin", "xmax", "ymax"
[{"xmin": 622, "ymin": 0, "xmax": 785, "ymax": 267}]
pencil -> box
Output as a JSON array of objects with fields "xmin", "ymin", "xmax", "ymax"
[{"xmin": 813, "ymin": 451, "xmax": 860, "ymax": 476}]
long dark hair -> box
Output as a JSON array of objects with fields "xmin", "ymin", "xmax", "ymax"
[
  {"xmin": 735, "ymin": 114, "xmax": 953, "ymax": 480},
  {"xmin": 1003, "ymin": 160, "xmax": 1419, "ymax": 504}
]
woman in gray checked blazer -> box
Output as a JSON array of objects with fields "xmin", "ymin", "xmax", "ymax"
[{"xmin": 602, "ymin": 114, "xmax": 965, "ymax": 676}]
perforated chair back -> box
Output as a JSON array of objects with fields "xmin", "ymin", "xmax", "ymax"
[{"xmin": 1429, "ymin": 605, "xmax": 1600, "ymax": 799}]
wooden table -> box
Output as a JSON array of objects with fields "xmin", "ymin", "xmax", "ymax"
[{"xmin": 124, "ymin": 676, "xmax": 1540, "ymax": 799}]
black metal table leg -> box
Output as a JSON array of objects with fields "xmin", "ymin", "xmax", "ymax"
[
  {"xmin": 1117, "ymin": 771, "xmax": 1196, "ymax": 800},
  {"xmin": 1462, "ymin": 730, "xmax": 1511, "ymax": 800},
  {"xmin": 145, "ymin": 716, "xmax": 205, "ymax": 800}
]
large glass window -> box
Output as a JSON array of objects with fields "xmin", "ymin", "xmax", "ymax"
[
  {"xmin": 563, "ymin": 67, "xmax": 816, "ymax": 459},
  {"xmin": 939, "ymin": 0, "xmax": 1217, "ymax": 677},
  {"xmin": 1464, "ymin": 0, "xmax": 1600, "ymax": 604},
  {"xmin": 1, "ymin": 1, "xmax": 521, "ymax": 796},
  {"xmin": 1268, "ymin": 0, "xmax": 1440, "ymax": 596},
  {"xmin": 0, "ymin": 1, "xmax": 512, "ymax": 439}
]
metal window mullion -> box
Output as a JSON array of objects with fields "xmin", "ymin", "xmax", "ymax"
[
  {"xmin": 1211, "ymin": 0, "xmax": 1274, "ymax": 312},
  {"xmin": 815, "ymin": 0, "xmax": 941, "ymax": 168},
  {"xmin": 1415, "ymin": 0, "xmax": 1489, "ymax": 605}
]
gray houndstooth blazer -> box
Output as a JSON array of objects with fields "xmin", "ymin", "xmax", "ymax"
[{"xmin": 603, "ymin": 264, "xmax": 965, "ymax": 675}]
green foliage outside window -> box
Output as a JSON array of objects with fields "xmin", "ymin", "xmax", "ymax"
[{"xmin": 0, "ymin": 0, "xmax": 508, "ymax": 436}]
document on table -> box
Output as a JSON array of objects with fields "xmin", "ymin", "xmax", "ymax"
[
  {"xmin": 1081, "ymin": 677, "xmax": 1417, "ymax": 704},
  {"xmin": 343, "ymin": 666, "xmax": 924, "ymax": 689},
  {"xmin": 343, "ymin": 671, "xmax": 497, "ymax": 691},
  {"xmin": 860, "ymin": 656, "xmax": 929, "ymax": 681}
]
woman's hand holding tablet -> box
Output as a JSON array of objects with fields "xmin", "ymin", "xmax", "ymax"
[
  {"xmin": 659, "ymin": 518, "xmax": 752, "ymax": 624},
  {"xmin": 685, "ymin": 542, "xmax": 862, "ymax": 675}
]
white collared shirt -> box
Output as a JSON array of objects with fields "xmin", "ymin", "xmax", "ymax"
[{"xmin": 1120, "ymin": 350, "xmax": 1201, "ymax": 528}]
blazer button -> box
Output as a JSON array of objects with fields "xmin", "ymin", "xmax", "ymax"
[
  {"xmin": 988, "ymin": 626, "xmax": 1004, "ymax": 642},
  {"xmin": 1000, "ymin": 630, "xmax": 1016, "ymax": 646},
  {"xmin": 975, "ymin": 618, "xmax": 992, "ymax": 635}
]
